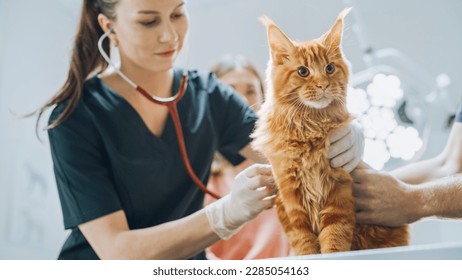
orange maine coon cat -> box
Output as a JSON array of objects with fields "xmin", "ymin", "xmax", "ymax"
[{"xmin": 251, "ymin": 8, "xmax": 409, "ymax": 255}]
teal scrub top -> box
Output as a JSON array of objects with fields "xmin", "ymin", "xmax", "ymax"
[{"xmin": 48, "ymin": 69, "xmax": 257, "ymax": 259}]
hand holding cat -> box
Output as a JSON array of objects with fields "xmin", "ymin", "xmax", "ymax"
[
  {"xmin": 205, "ymin": 164, "xmax": 277, "ymax": 239},
  {"xmin": 351, "ymin": 163, "xmax": 420, "ymax": 227},
  {"xmin": 327, "ymin": 121, "xmax": 365, "ymax": 173}
]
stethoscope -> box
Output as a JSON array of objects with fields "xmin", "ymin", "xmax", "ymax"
[{"xmin": 98, "ymin": 29, "xmax": 220, "ymax": 199}]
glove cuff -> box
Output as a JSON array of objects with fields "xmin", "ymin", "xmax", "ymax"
[{"xmin": 204, "ymin": 196, "xmax": 244, "ymax": 240}]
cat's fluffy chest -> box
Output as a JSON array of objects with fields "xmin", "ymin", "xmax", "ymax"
[
  {"xmin": 271, "ymin": 138, "xmax": 343, "ymax": 232},
  {"xmin": 259, "ymin": 109, "xmax": 352, "ymax": 235},
  {"xmin": 258, "ymin": 108, "xmax": 346, "ymax": 158},
  {"xmin": 270, "ymin": 128, "xmax": 333, "ymax": 194}
]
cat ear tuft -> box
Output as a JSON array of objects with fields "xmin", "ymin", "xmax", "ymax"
[
  {"xmin": 321, "ymin": 7, "xmax": 351, "ymax": 49},
  {"xmin": 260, "ymin": 15, "xmax": 294, "ymax": 65}
]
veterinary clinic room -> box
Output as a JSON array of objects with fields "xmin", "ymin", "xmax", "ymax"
[{"xmin": 1, "ymin": 0, "xmax": 462, "ymax": 266}]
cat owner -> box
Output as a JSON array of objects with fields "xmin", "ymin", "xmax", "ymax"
[
  {"xmin": 35, "ymin": 0, "xmax": 364, "ymax": 259},
  {"xmin": 352, "ymin": 105, "xmax": 462, "ymax": 227}
]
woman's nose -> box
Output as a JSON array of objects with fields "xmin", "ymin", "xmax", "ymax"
[{"xmin": 159, "ymin": 22, "xmax": 178, "ymax": 43}]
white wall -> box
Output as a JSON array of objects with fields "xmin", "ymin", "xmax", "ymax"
[
  {"xmin": 188, "ymin": 0, "xmax": 462, "ymax": 96},
  {"xmin": 0, "ymin": 0, "xmax": 79, "ymax": 259},
  {"xmin": 0, "ymin": 0, "xmax": 461, "ymax": 259}
]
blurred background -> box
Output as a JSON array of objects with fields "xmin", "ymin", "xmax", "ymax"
[{"xmin": 0, "ymin": 0, "xmax": 461, "ymax": 259}]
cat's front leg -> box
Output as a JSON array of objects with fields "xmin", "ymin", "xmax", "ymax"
[
  {"xmin": 318, "ymin": 179, "xmax": 355, "ymax": 253},
  {"xmin": 277, "ymin": 180, "xmax": 320, "ymax": 255}
]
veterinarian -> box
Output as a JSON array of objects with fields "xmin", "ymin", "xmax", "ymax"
[
  {"xmin": 36, "ymin": 0, "xmax": 364, "ymax": 259},
  {"xmin": 352, "ymin": 105, "xmax": 462, "ymax": 227}
]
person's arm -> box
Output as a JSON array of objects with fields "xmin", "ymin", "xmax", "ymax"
[
  {"xmin": 79, "ymin": 164, "xmax": 277, "ymax": 259},
  {"xmin": 79, "ymin": 208, "xmax": 219, "ymax": 260},
  {"xmin": 391, "ymin": 122, "xmax": 462, "ymax": 184},
  {"xmin": 416, "ymin": 174, "xmax": 462, "ymax": 219},
  {"xmin": 351, "ymin": 121, "xmax": 462, "ymax": 227},
  {"xmin": 352, "ymin": 167, "xmax": 462, "ymax": 226}
]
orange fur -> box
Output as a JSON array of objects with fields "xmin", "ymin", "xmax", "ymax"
[{"xmin": 252, "ymin": 8, "xmax": 408, "ymax": 255}]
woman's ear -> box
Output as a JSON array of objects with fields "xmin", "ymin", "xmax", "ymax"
[
  {"xmin": 97, "ymin": 13, "xmax": 118, "ymax": 46},
  {"xmin": 97, "ymin": 13, "xmax": 111, "ymax": 32}
]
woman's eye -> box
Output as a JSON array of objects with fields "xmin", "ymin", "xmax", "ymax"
[
  {"xmin": 172, "ymin": 12, "xmax": 184, "ymax": 19},
  {"xmin": 325, "ymin": 63, "xmax": 335, "ymax": 74},
  {"xmin": 297, "ymin": 66, "xmax": 310, "ymax": 77},
  {"xmin": 140, "ymin": 19, "xmax": 159, "ymax": 26}
]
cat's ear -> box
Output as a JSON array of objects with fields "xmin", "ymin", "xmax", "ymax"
[
  {"xmin": 321, "ymin": 7, "xmax": 351, "ymax": 50},
  {"xmin": 260, "ymin": 15, "xmax": 295, "ymax": 65}
]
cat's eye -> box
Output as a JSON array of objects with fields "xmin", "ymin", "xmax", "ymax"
[
  {"xmin": 297, "ymin": 66, "xmax": 310, "ymax": 77},
  {"xmin": 325, "ymin": 63, "xmax": 335, "ymax": 74}
]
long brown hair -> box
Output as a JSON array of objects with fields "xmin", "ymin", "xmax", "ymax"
[{"xmin": 34, "ymin": 0, "xmax": 118, "ymax": 132}]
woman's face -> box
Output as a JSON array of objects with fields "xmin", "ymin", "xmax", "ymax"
[
  {"xmin": 219, "ymin": 69, "xmax": 264, "ymax": 112},
  {"xmin": 111, "ymin": 0, "xmax": 188, "ymax": 73}
]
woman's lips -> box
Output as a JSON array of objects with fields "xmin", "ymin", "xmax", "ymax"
[{"xmin": 157, "ymin": 50, "xmax": 176, "ymax": 58}]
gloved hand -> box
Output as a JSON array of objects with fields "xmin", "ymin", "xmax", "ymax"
[
  {"xmin": 205, "ymin": 164, "xmax": 277, "ymax": 240},
  {"xmin": 328, "ymin": 121, "xmax": 365, "ymax": 173}
]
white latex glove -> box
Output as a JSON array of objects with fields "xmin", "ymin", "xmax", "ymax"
[
  {"xmin": 327, "ymin": 121, "xmax": 365, "ymax": 173},
  {"xmin": 205, "ymin": 164, "xmax": 277, "ymax": 240}
]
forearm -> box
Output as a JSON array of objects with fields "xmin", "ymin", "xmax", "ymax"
[
  {"xmin": 391, "ymin": 156, "xmax": 449, "ymax": 184},
  {"xmin": 99, "ymin": 210, "xmax": 220, "ymax": 260},
  {"xmin": 411, "ymin": 174, "xmax": 462, "ymax": 220},
  {"xmin": 393, "ymin": 123, "xmax": 462, "ymax": 184},
  {"xmin": 390, "ymin": 159, "xmax": 441, "ymax": 184},
  {"xmin": 82, "ymin": 164, "xmax": 276, "ymax": 259}
]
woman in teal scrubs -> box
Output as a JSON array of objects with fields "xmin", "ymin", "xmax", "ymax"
[{"xmin": 37, "ymin": 0, "xmax": 364, "ymax": 259}]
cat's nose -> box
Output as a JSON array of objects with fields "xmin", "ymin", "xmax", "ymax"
[{"xmin": 316, "ymin": 84, "xmax": 330, "ymax": 90}]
